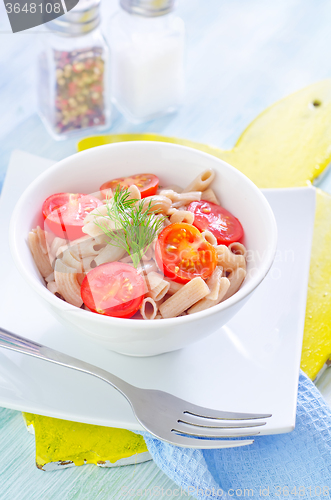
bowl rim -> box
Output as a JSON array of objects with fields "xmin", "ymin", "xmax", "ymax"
[{"xmin": 9, "ymin": 141, "xmax": 278, "ymax": 328}]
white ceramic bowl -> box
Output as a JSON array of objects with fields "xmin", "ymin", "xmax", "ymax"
[{"xmin": 9, "ymin": 142, "xmax": 277, "ymax": 356}]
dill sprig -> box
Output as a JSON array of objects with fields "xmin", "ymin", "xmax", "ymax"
[{"xmin": 94, "ymin": 187, "xmax": 165, "ymax": 268}]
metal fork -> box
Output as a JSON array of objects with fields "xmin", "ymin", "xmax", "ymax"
[{"xmin": 0, "ymin": 327, "xmax": 271, "ymax": 449}]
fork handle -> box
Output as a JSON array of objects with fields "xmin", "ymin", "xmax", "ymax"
[{"xmin": 0, "ymin": 327, "xmax": 135, "ymax": 403}]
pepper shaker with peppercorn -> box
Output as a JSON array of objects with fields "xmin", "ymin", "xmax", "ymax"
[{"xmin": 38, "ymin": 0, "xmax": 111, "ymax": 139}]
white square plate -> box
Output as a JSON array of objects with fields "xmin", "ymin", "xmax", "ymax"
[{"xmin": 0, "ymin": 151, "xmax": 315, "ymax": 435}]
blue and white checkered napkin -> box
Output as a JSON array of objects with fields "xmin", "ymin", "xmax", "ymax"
[{"xmin": 139, "ymin": 371, "xmax": 331, "ymax": 499}]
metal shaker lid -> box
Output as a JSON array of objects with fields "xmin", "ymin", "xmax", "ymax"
[
  {"xmin": 46, "ymin": 0, "xmax": 100, "ymax": 36},
  {"xmin": 120, "ymin": 0, "xmax": 175, "ymax": 17}
]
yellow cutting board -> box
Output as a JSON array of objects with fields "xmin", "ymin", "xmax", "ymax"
[{"xmin": 25, "ymin": 80, "xmax": 331, "ymax": 470}]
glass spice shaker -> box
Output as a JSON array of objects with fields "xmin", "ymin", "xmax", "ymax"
[
  {"xmin": 108, "ymin": 0, "xmax": 185, "ymax": 123},
  {"xmin": 38, "ymin": 0, "xmax": 111, "ymax": 140}
]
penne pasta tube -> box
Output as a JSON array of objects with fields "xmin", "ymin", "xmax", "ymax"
[
  {"xmin": 201, "ymin": 229, "xmax": 217, "ymax": 247},
  {"xmin": 47, "ymin": 281, "xmax": 58, "ymax": 295},
  {"xmin": 49, "ymin": 236, "xmax": 67, "ymax": 261},
  {"xmin": 82, "ymin": 219, "xmax": 116, "ymax": 238},
  {"xmin": 228, "ymin": 242, "xmax": 246, "ymax": 257},
  {"xmin": 182, "ymin": 169, "xmax": 215, "ymax": 193},
  {"xmin": 142, "ymin": 245, "xmax": 153, "ymax": 261},
  {"xmin": 145, "ymin": 272, "xmax": 170, "ymax": 301},
  {"xmin": 57, "ymin": 234, "xmax": 108, "ymax": 260},
  {"xmin": 140, "ymin": 297, "xmax": 158, "ymax": 320},
  {"xmin": 82, "ymin": 255, "xmax": 97, "ymax": 273},
  {"xmin": 28, "ymin": 229, "xmax": 53, "ymax": 278},
  {"xmin": 140, "ymin": 195, "xmax": 172, "ymax": 215},
  {"xmin": 222, "ymin": 267, "xmax": 246, "ymax": 301},
  {"xmin": 201, "ymin": 188, "xmax": 220, "ymax": 205},
  {"xmin": 163, "ymin": 278, "xmax": 184, "ymax": 296},
  {"xmin": 83, "ymin": 203, "xmax": 110, "ymax": 223},
  {"xmin": 45, "ymin": 272, "xmax": 54, "ymax": 283},
  {"xmin": 94, "ymin": 244, "xmax": 126, "ymax": 266},
  {"xmin": 159, "ymin": 189, "xmax": 180, "ymax": 202},
  {"xmin": 171, "ymin": 191, "xmax": 202, "ymax": 208},
  {"xmin": 205, "ymin": 266, "xmax": 223, "ymax": 300},
  {"xmin": 136, "ymin": 260, "xmax": 158, "ymax": 275},
  {"xmin": 61, "ymin": 249, "xmax": 83, "ymax": 273},
  {"xmin": 187, "ymin": 277, "xmax": 230, "ymax": 314},
  {"xmin": 82, "ymin": 203, "xmax": 119, "ymax": 237},
  {"xmin": 127, "ymin": 184, "xmax": 141, "ymax": 201},
  {"xmin": 54, "ymin": 259, "xmax": 83, "ymax": 308},
  {"xmin": 159, "ymin": 277, "xmax": 209, "ymax": 318},
  {"xmin": 169, "ymin": 210, "xmax": 194, "ymax": 225},
  {"xmin": 216, "ymin": 244, "xmax": 246, "ymax": 272}
]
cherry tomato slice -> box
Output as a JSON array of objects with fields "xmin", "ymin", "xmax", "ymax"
[
  {"xmin": 155, "ymin": 223, "xmax": 218, "ymax": 284},
  {"xmin": 81, "ymin": 262, "xmax": 145, "ymax": 318},
  {"xmin": 100, "ymin": 174, "xmax": 159, "ymax": 199},
  {"xmin": 42, "ymin": 193, "xmax": 103, "ymax": 241},
  {"xmin": 188, "ymin": 201, "xmax": 244, "ymax": 246}
]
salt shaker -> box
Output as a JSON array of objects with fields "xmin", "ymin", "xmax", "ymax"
[
  {"xmin": 38, "ymin": 0, "xmax": 111, "ymax": 140},
  {"xmin": 108, "ymin": 0, "xmax": 185, "ymax": 123}
]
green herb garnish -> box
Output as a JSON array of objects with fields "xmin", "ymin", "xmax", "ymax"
[{"xmin": 94, "ymin": 187, "xmax": 165, "ymax": 268}]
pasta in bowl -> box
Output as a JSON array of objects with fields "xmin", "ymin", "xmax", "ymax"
[{"xmin": 10, "ymin": 142, "xmax": 277, "ymax": 356}]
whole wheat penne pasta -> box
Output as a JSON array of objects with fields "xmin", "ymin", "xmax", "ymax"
[
  {"xmin": 170, "ymin": 210, "xmax": 194, "ymax": 225},
  {"xmin": 216, "ymin": 244, "xmax": 246, "ymax": 272},
  {"xmin": 187, "ymin": 277, "xmax": 230, "ymax": 314},
  {"xmin": 83, "ymin": 203, "xmax": 110, "ymax": 224},
  {"xmin": 140, "ymin": 297, "xmax": 158, "ymax": 320},
  {"xmin": 159, "ymin": 189, "xmax": 180, "ymax": 202},
  {"xmin": 140, "ymin": 195, "xmax": 172, "ymax": 214},
  {"xmin": 222, "ymin": 267, "xmax": 246, "ymax": 301},
  {"xmin": 83, "ymin": 202, "xmax": 120, "ymax": 237},
  {"xmin": 54, "ymin": 259, "xmax": 83, "ymax": 308},
  {"xmin": 28, "ymin": 230, "xmax": 53, "ymax": 278},
  {"xmin": 121, "ymin": 254, "xmax": 133, "ymax": 263},
  {"xmin": 82, "ymin": 255, "xmax": 97, "ymax": 273},
  {"xmin": 83, "ymin": 218, "xmax": 117, "ymax": 238},
  {"xmin": 61, "ymin": 249, "xmax": 83, "ymax": 273},
  {"xmin": 34, "ymin": 226, "xmax": 49, "ymax": 254},
  {"xmin": 49, "ymin": 237, "xmax": 67, "ymax": 261},
  {"xmin": 57, "ymin": 235, "xmax": 108, "ymax": 260},
  {"xmin": 136, "ymin": 260, "xmax": 158, "ymax": 275},
  {"xmin": 45, "ymin": 272, "xmax": 55, "ymax": 283},
  {"xmin": 29, "ymin": 167, "xmax": 248, "ymax": 319},
  {"xmin": 205, "ymin": 266, "xmax": 223, "ymax": 300},
  {"xmin": 47, "ymin": 281, "xmax": 58, "ymax": 295},
  {"xmin": 159, "ymin": 277, "xmax": 209, "ymax": 318},
  {"xmin": 171, "ymin": 191, "xmax": 202, "ymax": 208},
  {"xmin": 142, "ymin": 246, "xmax": 153, "ymax": 261},
  {"xmin": 127, "ymin": 184, "xmax": 141, "ymax": 200},
  {"xmin": 201, "ymin": 188, "xmax": 220, "ymax": 205},
  {"xmin": 228, "ymin": 242, "xmax": 246, "ymax": 257},
  {"xmin": 145, "ymin": 272, "xmax": 170, "ymax": 301},
  {"xmin": 94, "ymin": 244, "xmax": 126, "ymax": 266},
  {"xmin": 163, "ymin": 278, "xmax": 184, "ymax": 296},
  {"xmin": 201, "ymin": 229, "xmax": 217, "ymax": 247},
  {"xmin": 182, "ymin": 169, "xmax": 215, "ymax": 193},
  {"xmin": 166, "ymin": 207, "xmax": 177, "ymax": 216}
]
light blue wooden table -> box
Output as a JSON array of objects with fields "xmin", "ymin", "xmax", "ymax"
[{"xmin": 2, "ymin": 0, "xmax": 331, "ymax": 498}]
